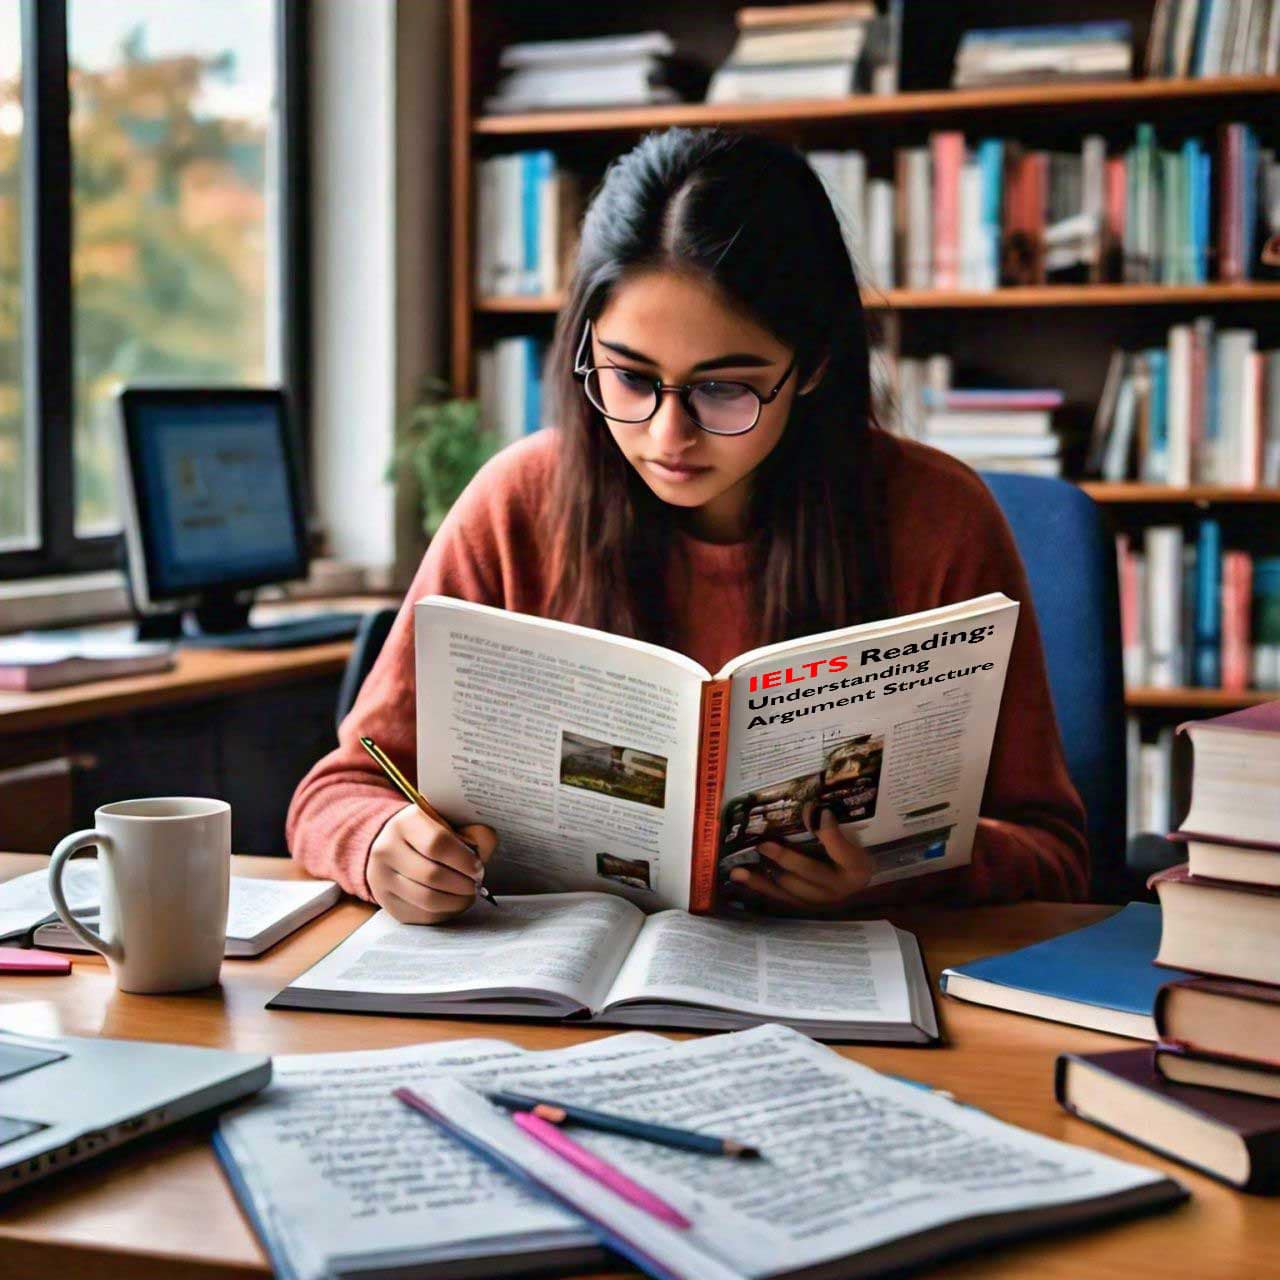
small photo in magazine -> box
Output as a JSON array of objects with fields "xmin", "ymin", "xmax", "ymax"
[
  {"xmin": 558, "ymin": 730, "xmax": 668, "ymax": 809},
  {"xmin": 864, "ymin": 826, "xmax": 953, "ymax": 873},
  {"xmin": 820, "ymin": 733, "xmax": 884, "ymax": 824},
  {"xmin": 595, "ymin": 853, "xmax": 653, "ymax": 891}
]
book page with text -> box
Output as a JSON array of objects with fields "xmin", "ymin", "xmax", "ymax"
[
  {"xmin": 600, "ymin": 911, "xmax": 913, "ymax": 1025},
  {"xmin": 416, "ymin": 597, "xmax": 708, "ymax": 909},
  {"xmin": 217, "ymin": 1032, "xmax": 670, "ymax": 1280},
  {"xmin": 420, "ymin": 1025, "xmax": 1175, "ymax": 1280},
  {"xmin": 280, "ymin": 894, "xmax": 644, "ymax": 1014}
]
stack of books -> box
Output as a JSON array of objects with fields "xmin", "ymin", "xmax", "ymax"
[
  {"xmin": 951, "ymin": 21, "xmax": 1133, "ymax": 88},
  {"xmin": 917, "ymin": 387, "xmax": 1065, "ymax": 476},
  {"xmin": 1059, "ymin": 702, "xmax": 1280, "ymax": 1192},
  {"xmin": 473, "ymin": 151, "xmax": 583, "ymax": 298},
  {"xmin": 483, "ymin": 32, "xmax": 703, "ymax": 113},
  {"xmin": 708, "ymin": 2, "xmax": 898, "ymax": 103},
  {"xmin": 1088, "ymin": 322, "xmax": 1280, "ymax": 485},
  {"xmin": 1146, "ymin": 0, "xmax": 1280, "ymax": 77},
  {"xmin": 1117, "ymin": 524, "xmax": 1280, "ymax": 691},
  {"xmin": 476, "ymin": 338, "xmax": 545, "ymax": 444}
]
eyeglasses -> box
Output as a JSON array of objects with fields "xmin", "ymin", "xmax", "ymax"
[{"xmin": 573, "ymin": 321, "xmax": 795, "ymax": 436}]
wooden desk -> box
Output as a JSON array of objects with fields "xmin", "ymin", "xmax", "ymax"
[
  {"xmin": 0, "ymin": 599, "xmax": 394, "ymax": 854},
  {"xmin": 0, "ymin": 854, "xmax": 1273, "ymax": 1280}
]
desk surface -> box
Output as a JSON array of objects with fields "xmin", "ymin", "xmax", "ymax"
[
  {"xmin": 0, "ymin": 597, "xmax": 395, "ymax": 735},
  {"xmin": 0, "ymin": 854, "xmax": 1273, "ymax": 1280}
]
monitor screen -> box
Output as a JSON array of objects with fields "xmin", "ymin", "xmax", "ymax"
[{"xmin": 122, "ymin": 391, "xmax": 307, "ymax": 599}]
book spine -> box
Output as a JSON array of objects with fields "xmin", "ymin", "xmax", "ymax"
[
  {"xmin": 1222, "ymin": 549, "xmax": 1254, "ymax": 692},
  {"xmin": 1220, "ymin": 123, "xmax": 1243, "ymax": 281},
  {"xmin": 688, "ymin": 678, "xmax": 732, "ymax": 915},
  {"xmin": 931, "ymin": 132, "xmax": 964, "ymax": 289},
  {"xmin": 1194, "ymin": 518, "xmax": 1222, "ymax": 687}
]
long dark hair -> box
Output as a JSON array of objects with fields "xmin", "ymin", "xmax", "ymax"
[{"xmin": 546, "ymin": 127, "xmax": 890, "ymax": 647}]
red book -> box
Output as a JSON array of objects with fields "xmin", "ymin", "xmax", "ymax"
[
  {"xmin": 1221, "ymin": 550, "xmax": 1253, "ymax": 693},
  {"xmin": 1104, "ymin": 155, "xmax": 1126, "ymax": 277},
  {"xmin": 1057, "ymin": 1046, "xmax": 1280, "ymax": 1191},
  {"xmin": 1219, "ymin": 123, "xmax": 1243, "ymax": 282},
  {"xmin": 1188, "ymin": 320, "xmax": 1208, "ymax": 482},
  {"xmin": 930, "ymin": 132, "xmax": 964, "ymax": 289}
]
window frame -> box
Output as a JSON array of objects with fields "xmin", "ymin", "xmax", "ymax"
[{"xmin": 1, "ymin": 0, "xmax": 310, "ymax": 581}]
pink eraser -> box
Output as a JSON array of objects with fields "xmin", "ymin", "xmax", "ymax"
[{"xmin": 0, "ymin": 947, "xmax": 73, "ymax": 974}]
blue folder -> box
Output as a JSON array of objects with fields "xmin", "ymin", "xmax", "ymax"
[{"xmin": 940, "ymin": 903, "xmax": 1194, "ymax": 1038}]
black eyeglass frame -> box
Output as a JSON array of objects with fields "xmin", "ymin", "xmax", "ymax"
[{"xmin": 572, "ymin": 321, "xmax": 796, "ymax": 436}]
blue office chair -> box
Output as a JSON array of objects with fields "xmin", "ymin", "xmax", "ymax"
[
  {"xmin": 979, "ymin": 473, "xmax": 1131, "ymax": 901},
  {"xmin": 334, "ymin": 607, "xmax": 398, "ymax": 736}
]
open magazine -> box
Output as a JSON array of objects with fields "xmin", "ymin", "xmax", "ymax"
[
  {"xmin": 415, "ymin": 592, "xmax": 1018, "ymax": 913},
  {"xmin": 269, "ymin": 893, "xmax": 938, "ymax": 1043}
]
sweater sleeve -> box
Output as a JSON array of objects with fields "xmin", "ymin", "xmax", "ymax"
[
  {"xmin": 942, "ymin": 487, "xmax": 1091, "ymax": 904},
  {"xmin": 285, "ymin": 455, "xmax": 517, "ymax": 898}
]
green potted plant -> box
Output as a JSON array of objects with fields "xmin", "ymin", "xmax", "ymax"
[{"xmin": 390, "ymin": 377, "xmax": 497, "ymax": 537}]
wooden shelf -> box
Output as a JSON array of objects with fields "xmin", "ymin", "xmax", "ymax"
[
  {"xmin": 476, "ymin": 284, "xmax": 1280, "ymax": 315},
  {"xmin": 1126, "ymin": 688, "xmax": 1277, "ymax": 710},
  {"xmin": 1082, "ymin": 484, "xmax": 1280, "ymax": 503},
  {"xmin": 474, "ymin": 75, "xmax": 1280, "ymax": 138}
]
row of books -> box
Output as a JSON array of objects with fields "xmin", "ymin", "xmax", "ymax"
[
  {"xmin": 824, "ymin": 123, "xmax": 1279, "ymax": 292},
  {"xmin": 476, "ymin": 337, "xmax": 545, "ymax": 443},
  {"xmin": 1147, "ymin": 0, "xmax": 1280, "ymax": 77},
  {"xmin": 1088, "ymin": 323, "xmax": 1280, "ymax": 485},
  {"xmin": 474, "ymin": 152, "xmax": 583, "ymax": 297},
  {"xmin": 1117, "ymin": 526, "xmax": 1280, "ymax": 691}
]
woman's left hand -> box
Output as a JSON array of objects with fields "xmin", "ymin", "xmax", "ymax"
[{"xmin": 729, "ymin": 808, "xmax": 875, "ymax": 911}]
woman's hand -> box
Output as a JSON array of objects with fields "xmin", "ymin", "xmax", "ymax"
[
  {"xmin": 368, "ymin": 804, "xmax": 497, "ymax": 924},
  {"xmin": 729, "ymin": 808, "xmax": 874, "ymax": 912}
]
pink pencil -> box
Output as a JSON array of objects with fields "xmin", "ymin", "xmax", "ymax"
[{"xmin": 512, "ymin": 1110, "xmax": 692, "ymax": 1230}]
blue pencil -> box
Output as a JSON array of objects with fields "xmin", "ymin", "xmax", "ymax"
[{"xmin": 485, "ymin": 1090, "xmax": 761, "ymax": 1158}]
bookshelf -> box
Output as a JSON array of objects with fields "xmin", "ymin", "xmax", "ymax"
[{"xmin": 449, "ymin": 1, "xmax": 1280, "ymax": 830}]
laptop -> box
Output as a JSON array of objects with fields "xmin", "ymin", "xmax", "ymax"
[{"xmin": 0, "ymin": 1029, "xmax": 271, "ymax": 1193}]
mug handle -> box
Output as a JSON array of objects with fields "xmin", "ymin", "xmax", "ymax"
[{"xmin": 48, "ymin": 830, "xmax": 120, "ymax": 962}]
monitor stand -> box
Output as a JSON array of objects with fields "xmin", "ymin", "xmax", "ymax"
[{"xmin": 134, "ymin": 589, "xmax": 253, "ymax": 643}]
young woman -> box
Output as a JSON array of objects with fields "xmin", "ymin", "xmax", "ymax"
[{"xmin": 288, "ymin": 127, "xmax": 1088, "ymax": 922}]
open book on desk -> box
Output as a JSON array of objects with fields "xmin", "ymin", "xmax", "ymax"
[
  {"xmin": 269, "ymin": 893, "xmax": 939, "ymax": 1044},
  {"xmin": 416, "ymin": 592, "xmax": 1017, "ymax": 914},
  {"xmin": 412, "ymin": 1024, "xmax": 1186, "ymax": 1280}
]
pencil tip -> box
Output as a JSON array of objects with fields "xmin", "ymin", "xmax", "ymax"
[{"xmin": 725, "ymin": 1141, "xmax": 762, "ymax": 1159}]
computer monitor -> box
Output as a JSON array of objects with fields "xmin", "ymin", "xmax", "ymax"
[{"xmin": 118, "ymin": 387, "xmax": 311, "ymax": 639}]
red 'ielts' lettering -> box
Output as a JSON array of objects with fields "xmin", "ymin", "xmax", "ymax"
[{"xmin": 748, "ymin": 655, "xmax": 849, "ymax": 692}]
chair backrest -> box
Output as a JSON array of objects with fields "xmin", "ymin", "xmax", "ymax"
[
  {"xmin": 979, "ymin": 472, "xmax": 1128, "ymax": 901},
  {"xmin": 334, "ymin": 607, "xmax": 398, "ymax": 736}
]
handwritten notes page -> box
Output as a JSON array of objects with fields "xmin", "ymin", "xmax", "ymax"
[
  {"xmin": 216, "ymin": 1032, "xmax": 668, "ymax": 1280},
  {"xmin": 421, "ymin": 1024, "xmax": 1183, "ymax": 1280}
]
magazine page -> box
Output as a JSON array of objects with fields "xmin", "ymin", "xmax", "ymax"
[
  {"xmin": 417, "ymin": 1024, "xmax": 1178, "ymax": 1280},
  {"xmin": 599, "ymin": 911, "xmax": 913, "ymax": 1025},
  {"xmin": 275, "ymin": 893, "xmax": 646, "ymax": 1014},
  {"xmin": 217, "ymin": 1032, "xmax": 670, "ymax": 1280},
  {"xmin": 712, "ymin": 595, "xmax": 1018, "ymax": 905},
  {"xmin": 415, "ymin": 596, "xmax": 709, "ymax": 909}
]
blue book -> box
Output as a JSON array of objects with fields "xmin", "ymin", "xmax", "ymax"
[
  {"xmin": 1194, "ymin": 146, "xmax": 1211, "ymax": 283},
  {"xmin": 1242, "ymin": 126, "xmax": 1259, "ymax": 279},
  {"xmin": 977, "ymin": 139, "xmax": 1003, "ymax": 288},
  {"xmin": 1194, "ymin": 518, "xmax": 1222, "ymax": 687},
  {"xmin": 519, "ymin": 151, "xmax": 552, "ymax": 295},
  {"xmin": 524, "ymin": 338, "xmax": 542, "ymax": 434},
  {"xmin": 939, "ymin": 903, "xmax": 1194, "ymax": 1040},
  {"xmin": 960, "ymin": 22, "xmax": 1131, "ymax": 46},
  {"xmin": 1145, "ymin": 348, "xmax": 1169, "ymax": 480}
]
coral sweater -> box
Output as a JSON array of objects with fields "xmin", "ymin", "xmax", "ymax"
[{"xmin": 288, "ymin": 428, "xmax": 1089, "ymax": 906}]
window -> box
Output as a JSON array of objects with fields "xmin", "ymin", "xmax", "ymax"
[
  {"xmin": 0, "ymin": 0, "xmax": 27, "ymax": 550},
  {"xmin": 2, "ymin": 0, "xmax": 306, "ymax": 577}
]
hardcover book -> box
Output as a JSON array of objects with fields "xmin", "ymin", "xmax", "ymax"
[
  {"xmin": 414, "ymin": 593, "xmax": 1017, "ymax": 914},
  {"xmin": 1057, "ymin": 1046, "xmax": 1280, "ymax": 1192}
]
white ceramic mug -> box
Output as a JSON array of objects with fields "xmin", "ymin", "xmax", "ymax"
[{"xmin": 48, "ymin": 797, "xmax": 231, "ymax": 994}]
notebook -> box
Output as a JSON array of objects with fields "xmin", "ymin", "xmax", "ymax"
[
  {"xmin": 1, "ymin": 864, "xmax": 339, "ymax": 958},
  {"xmin": 938, "ymin": 903, "xmax": 1194, "ymax": 1039},
  {"xmin": 411, "ymin": 1024, "xmax": 1186, "ymax": 1280},
  {"xmin": 215, "ymin": 1032, "xmax": 672, "ymax": 1280},
  {"xmin": 269, "ymin": 892, "xmax": 939, "ymax": 1043}
]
